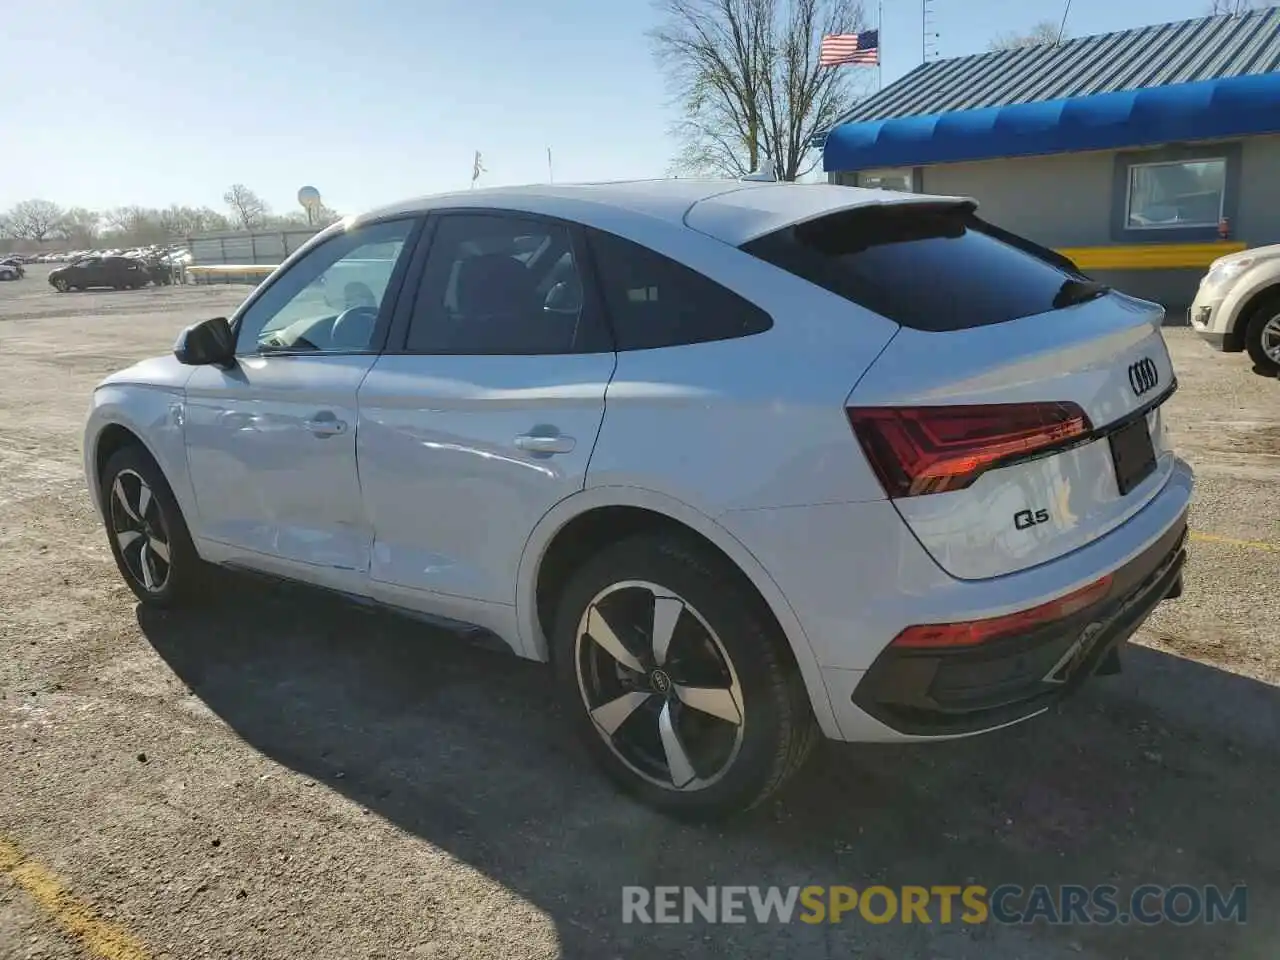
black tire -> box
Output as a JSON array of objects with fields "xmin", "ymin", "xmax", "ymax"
[
  {"xmin": 551, "ymin": 533, "xmax": 819, "ymax": 820},
  {"xmin": 100, "ymin": 443, "xmax": 204, "ymax": 606},
  {"xmin": 1243, "ymin": 298, "xmax": 1280, "ymax": 373}
]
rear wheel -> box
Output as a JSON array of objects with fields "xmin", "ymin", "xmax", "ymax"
[
  {"xmin": 1244, "ymin": 302, "xmax": 1280, "ymax": 373},
  {"xmin": 552, "ymin": 534, "xmax": 818, "ymax": 819},
  {"xmin": 100, "ymin": 444, "xmax": 203, "ymax": 606}
]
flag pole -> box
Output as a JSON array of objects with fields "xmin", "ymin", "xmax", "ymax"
[
  {"xmin": 547, "ymin": 147, "xmax": 554, "ymax": 183},
  {"xmin": 877, "ymin": 0, "xmax": 884, "ymax": 91}
]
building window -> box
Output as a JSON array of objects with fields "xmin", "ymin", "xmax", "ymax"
[
  {"xmin": 1125, "ymin": 158, "xmax": 1226, "ymax": 230},
  {"xmin": 854, "ymin": 168, "xmax": 916, "ymax": 192}
]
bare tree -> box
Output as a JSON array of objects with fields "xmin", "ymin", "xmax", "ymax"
[
  {"xmin": 989, "ymin": 20, "xmax": 1067, "ymax": 50},
  {"xmin": 158, "ymin": 205, "xmax": 231, "ymax": 236},
  {"xmin": 4, "ymin": 199, "xmax": 65, "ymax": 242},
  {"xmin": 101, "ymin": 206, "xmax": 168, "ymax": 245},
  {"xmin": 57, "ymin": 207, "xmax": 101, "ymax": 247},
  {"xmin": 1209, "ymin": 0, "xmax": 1256, "ymax": 14},
  {"xmin": 222, "ymin": 184, "xmax": 269, "ymax": 229},
  {"xmin": 651, "ymin": 0, "xmax": 868, "ymax": 181}
]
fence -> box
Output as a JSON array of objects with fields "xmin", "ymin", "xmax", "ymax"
[
  {"xmin": 185, "ymin": 228, "xmax": 319, "ymax": 266},
  {"xmin": 183, "ymin": 227, "xmax": 320, "ymax": 285}
]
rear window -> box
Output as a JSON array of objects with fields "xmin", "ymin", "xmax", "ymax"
[{"xmin": 741, "ymin": 203, "xmax": 1084, "ymax": 332}]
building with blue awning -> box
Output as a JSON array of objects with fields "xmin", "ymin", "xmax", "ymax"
[{"xmin": 821, "ymin": 8, "xmax": 1280, "ymax": 312}]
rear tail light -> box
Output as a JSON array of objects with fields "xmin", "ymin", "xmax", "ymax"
[
  {"xmin": 890, "ymin": 574, "xmax": 1113, "ymax": 649},
  {"xmin": 846, "ymin": 401, "xmax": 1091, "ymax": 498}
]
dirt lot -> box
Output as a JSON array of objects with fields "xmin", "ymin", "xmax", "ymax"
[{"xmin": 1, "ymin": 264, "xmax": 1278, "ymax": 959}]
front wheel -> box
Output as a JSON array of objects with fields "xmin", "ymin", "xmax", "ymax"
[
  {"xmin": 1244, "ymin": 304, "xmax": 1280, "ymax": 373},
  {"xmin": 552, "ymin": 534, "xmax": 818, "ymax": 819},
  {"xmin": 52, "ymin": 278, "xmax": 68, "ymax": 292},
  {"xmin": 100, "ymin": 444, "xmax": 203, "ymax": 606}
]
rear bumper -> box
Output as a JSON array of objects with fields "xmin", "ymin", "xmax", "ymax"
[{"xmin": 849, "ymin": 515, "xmax": 1187, "ymax": 736}]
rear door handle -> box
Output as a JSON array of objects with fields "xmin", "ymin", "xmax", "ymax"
[
  {"xmin": 514, "ymin": 433, "xmax": 576, "ymax": 455},
  {"xmin": 305, "ymin": 413, "xmax": 348, "ymax": 437}
]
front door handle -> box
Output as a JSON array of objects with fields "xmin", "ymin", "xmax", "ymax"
[
  {"xmin": 305, "ymin": 412, "xmax": 348, "ymax": 438},
  {"xmin": 514, "ymin": 432, "xmax": 576, "ymax": 455}
]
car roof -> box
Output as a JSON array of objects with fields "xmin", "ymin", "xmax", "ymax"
[{"xmin": 356, "ymin": 179, "xmax": 974, "ymax": 247}]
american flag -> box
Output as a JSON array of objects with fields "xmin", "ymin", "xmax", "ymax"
[{"xmin": 819, "ymin": 30, "xmax": 879, "ymax": 67}]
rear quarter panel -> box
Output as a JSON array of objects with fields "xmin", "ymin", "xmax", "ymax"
[{"xmin": 581, "ymin": 222, "xmax": 899, "ymax": 514}]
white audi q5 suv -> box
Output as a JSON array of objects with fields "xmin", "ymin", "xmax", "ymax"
[{"xmin": 84, "ymin": 180, "xmax": 1192, "ymax": 817}]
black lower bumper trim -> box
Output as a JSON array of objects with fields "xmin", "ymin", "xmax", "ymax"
[{"xmin": 853, "ymin": 515, "xmax": 1188, "ymax": 737}]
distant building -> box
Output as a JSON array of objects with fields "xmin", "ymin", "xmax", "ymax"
[{"xmin": 821, "ymin": 9, "xmax": 1280, "ymax": 313}]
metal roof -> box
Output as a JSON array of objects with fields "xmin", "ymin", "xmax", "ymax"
[{"xmin": 835, "ymin": 8, "xmax": 1280, "ymax": 125}]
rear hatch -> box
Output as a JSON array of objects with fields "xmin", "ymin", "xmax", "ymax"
[{"xmin": 743, "ymin": 202, "xmax": 1177, "ymax": 581}]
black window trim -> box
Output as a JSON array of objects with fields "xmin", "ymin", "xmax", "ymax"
[
  {"xmin": 385, "ymin": 208, "xmax": 615, "ymax": 357},
  {"xmin": 227, "ymin": 214, "xmax": 427, "ymax": 360}
]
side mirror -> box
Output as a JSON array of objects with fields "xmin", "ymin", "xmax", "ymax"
[{"xmin": 174, "ymin": 316, "xmax": 236, "ymax": 368}]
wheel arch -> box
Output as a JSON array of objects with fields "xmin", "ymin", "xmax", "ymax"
[
  {"xmin": 88, "ymin": 421, "xmax": 158, "ymax": 510},
  {"xmin": 516, "ymin": 486, "xmax": 841, "ymax": 738},
  {"xmin": 85, "ymin": 404, "xmax": 191, "ymax": 527},
  {"xmin": 1223, "ymin": 276, "xmax": 1280, "ymax": 351}
]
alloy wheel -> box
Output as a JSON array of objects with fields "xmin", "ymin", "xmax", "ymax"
[
  {"xmin": 1262, "ymin": 314, "xmax": 1280, "ymax": 363},
  {"xmin": 53, "ymin": 278, "xmax": 68, "ymax": 292},
  {"xmin": 575, "ymin": 580, "xmax": 745, "ymax": 791},
  {"xmin": 108, "ymin": 469, "xmax": 172, "ymax": 593}
]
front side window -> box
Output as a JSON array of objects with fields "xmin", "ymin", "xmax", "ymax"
[
  {"xmin": 405, "ymin": 214, "xmax": 604, "ymax": 355},
  {"xmin": 234, "ymin": 218, "xmax": 415, "ymax": 355},
  {"xmin": 1126, "ymin": 158, "xmax": 1226, "ymax": 230}
]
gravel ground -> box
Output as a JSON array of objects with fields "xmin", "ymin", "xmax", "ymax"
[{"xmin": 1, "ymin": 265, "xmax": 1278, "ymax": 959}]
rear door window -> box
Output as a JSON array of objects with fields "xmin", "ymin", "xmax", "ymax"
[{"xmin": 741, "ymin": 204, "xmax": 1084, "ymax": 332}]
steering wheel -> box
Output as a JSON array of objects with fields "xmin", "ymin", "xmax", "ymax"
[{"xmin": 329, "ymin": 305, "xmax": 379, "ymax": 350}]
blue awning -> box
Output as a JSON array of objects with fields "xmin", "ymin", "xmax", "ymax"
[{"xmin": 823, "ymin": 72, "xmax": 1280, "ymax": 172}]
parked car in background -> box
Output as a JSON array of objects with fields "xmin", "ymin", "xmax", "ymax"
[
  {"xmin": 1190, "ymin": 244, "xmax": 1280, "ymax": 373},
  {"xmin": 83, "ymin": 180, "xmax": 1191, "ymax": 817},
  {"xmin": 0, "ymin": 257, "xmax": 25, "ymax": 279},
  {"xmin": 49, "ymin": 255, "xmax": 149, "ymax": 292}
]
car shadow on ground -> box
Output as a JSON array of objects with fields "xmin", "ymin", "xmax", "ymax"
[{"xmin": 136, "ymin": 574, "xmax": 1280, "ymax": 959}]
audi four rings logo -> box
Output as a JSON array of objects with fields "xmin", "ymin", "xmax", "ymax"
[{"xmin": 1128, "ymin": 357, "xmax": 1159, "ymax": 396}]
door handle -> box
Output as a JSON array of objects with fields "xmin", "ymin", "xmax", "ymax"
[
  {"xmin": 514, "ymin": 433, "xmax": 576, "ymax": 455},
  {"xmin": 305, "ymin": 413, "xmax": 348, "ymax": 437}
]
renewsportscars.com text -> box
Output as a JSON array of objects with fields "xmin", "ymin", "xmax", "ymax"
[{"xmin": 622, "ymin": 884, "xmax": 1247, "ymax": 926}]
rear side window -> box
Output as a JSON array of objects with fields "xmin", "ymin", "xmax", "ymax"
[
  {"xmin": 741, "ymin": 204, "xmax": 1080, "ymax": 331},
  {"xmin": 586, "ymin": 228, "xmax": 772, "ymax": 350}
]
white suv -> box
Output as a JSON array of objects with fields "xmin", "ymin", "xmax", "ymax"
[
  {"xmin": 1190, "ymin": 243, "xmax": 1280, "ymax": 373},
  {"xmin": 83, "ymin": 181, "xmax": 1192, "ymax": 817}
]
